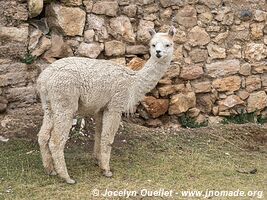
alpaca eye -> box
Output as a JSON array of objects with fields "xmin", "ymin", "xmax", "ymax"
[
  {"xmin": 152, "ymin": 44, "xmax": 156, "ymax": 47},
  {"xmin": 166, "ymin": 44, "xmax": 170, "ymax": 47}
]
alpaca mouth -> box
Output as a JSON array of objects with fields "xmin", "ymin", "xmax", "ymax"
[{"xmin": 156, "ymin": 54, "xmax": 162, "ymax": 58}]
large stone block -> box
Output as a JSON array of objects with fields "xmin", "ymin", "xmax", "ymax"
[
  {"xmin": 212, "ymin": 76, "xmax": 241, "ymax": 92},
  {"xmin": 46, "ymin": 3, "xmax": 86, "ymax": 36},
  {"xmin": 109, "ymin": 16, "xmax": 135, "ymax": 43},
  {"xmin": 169, "ymin": 92, "xmax": 196, "ymax": 115},
  {"xmin": 0, "ymin": 25, "xmax": 29, "ymax": 59},
  {"xmin": 105, "ymin": 40, "xmax": 126, "ymax": 56},
  {"xmin": 142, "ymin": 96, "xmax": 169, "ymax": 118},
  {"xmin": 247, "ymin": 91, "xmax": 267, "ymax": 113},
  {"xmin": 92, "ymin": 1, "xmax": 119, "ymax": 16},
  {"xmin": 205, "ymin": 59, "xmax": 240, "ymax": 78}
]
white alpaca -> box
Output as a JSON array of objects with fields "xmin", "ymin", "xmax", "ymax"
[{"xmin": 37, "ymin": 27, "xmax": 176, "ymax": 184}]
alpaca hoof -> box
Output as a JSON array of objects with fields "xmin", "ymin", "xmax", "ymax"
[
  {"xmin": 49, "ymin": 171, "xmax": 57, "ymax": 176},
  {"xmin": 103, "ymin": 170, "xmax": 113, "ymax": 178},
  {"xmin": 66, "ymin": 178, "xmax": 76, "ymax": 184}
]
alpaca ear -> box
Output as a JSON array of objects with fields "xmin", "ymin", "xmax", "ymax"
[
  {"xmin": 148, "ymin": 28, "xmax": 156, "ymax": 37},
  {"xmin": 168, "ymin": 26, "xmax": 176, "ymax": 37}
]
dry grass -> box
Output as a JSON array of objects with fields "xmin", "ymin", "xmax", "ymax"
[{"xmin": 0, "ymin": 123, "xmax": 266, "ymax": 200}]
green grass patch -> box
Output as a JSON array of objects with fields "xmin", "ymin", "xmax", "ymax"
[
  {"xmin": 179, "ymin": 114, "xmax": 208, "ymax": 128},
  {"xmin": 222, "ymin": 111, "xmax": 267, "ymax": 125},
  {"xmin": 21, "ymin": 53, "xmax": 36, "ymax": 65},
  {"xmin": 0, "ymin": 123, "xmax": 266, "ymax": 200}
]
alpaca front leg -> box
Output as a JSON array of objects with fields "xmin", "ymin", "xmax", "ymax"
[
  {"xmin": 99, "ymin": 110, "xmax": 121, "ymax": 177},
  {"xmin": 93, "ymin": 111, "xmax": 103, "ymax": 162}
]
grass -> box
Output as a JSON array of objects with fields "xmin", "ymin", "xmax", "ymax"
[
  {"xmin": 0, "ymin": 123, "xmax": 266, "ymax": 200},
  {"xmin": 21, "ymin": 53, "xmax": 36, "ymax": 65},
  {"xmin": 179, "ymin": 114, "xmax": 208, "ymax": 128},
  {"xmin": 222, "ymin": 111, "xmax": 267, "ymax": 125}
]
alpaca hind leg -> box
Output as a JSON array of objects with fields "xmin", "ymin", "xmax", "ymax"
[
  {"xmin": 38, "ymin": 110, "xmax": 56, "ymax": 175},
  {"xmin": 93, "ymin": 111, "xmax": 103, "ymax": 162},
  {"xmin": 49, "ymin": 112, "xmax": 75, "ymax": 184},
  {"xmin": 99, "ymin": 110, "xmax": 121, "ymax": 177}
]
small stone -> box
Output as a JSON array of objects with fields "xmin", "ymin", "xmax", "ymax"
[
  {"xmin": 198, "ymin": 0, "xmax": 221, "ymax": 9},
  {"xmin": 158, "ymin": 78, "xmax": 172, "ymax": 85},
  {"xmin": 218, "ymin": 95, "xmax": 244, "ymax": 111},
  {"xmin": 169, "ymin": 92, "xmax": 196, "ymax": 115},
  {"xmin": 28, "ymin": 0, "xmax": 43, "ymax": 18},
  {"xmin": 247, "ymin": 91, "xmax": 267, "ymax": 113},
  {"xmin": 158, "ymin": 85, "xmax": 176, "ymax": 97},
  {"xmin": 127, "ymin": 57, "xmax": 145, "ymax": 71},
  {"xmin": 83, "ymin": 0, "xmax": 93, "ymax": 12},
  {"xmin": 46, "ymin": 3, "xmax": 86, "ymax": 36},
  {"xmin": 244, "ymin": 43, "xmax": 267, "ymax": 62},
  {"xmin": 137, "ymin": 20, "xmax": 154, "ymax": 43},
  {"xmin": 192, "ymin": 81, "xmax": 211, "ymax": 93},
  {"xmin": 180, "ymin": 65, "xmax": 204, "ymax": 80},
  {"xmin": 212, "ymin": 76, "xmax": 241, "ymax": 92},
  {"xmin": 28, "ymin": 29, "xmax": 43, "ymax": 51},
  {"xmin": 43, "ymin": 33, "xmax": 73, "ymax": 63},
  {"xmin": 142, "ymin": 96, "xmax": 169, "ymax": 118},
  {"xmin": 160, "ymin": 8, "xmax": 172, "ymax": 19},
  {"xmin": 207, "ymin": 44, "xmax": 226, "ymax": 59},
  {"xmin": 215, "ymin": 7, "xmax": 234, "ymax": 25},
  {"xmin": 254, "ymin": 10, "xmax": 267, "ymax": 22},
  {"xmin": 160, "ymin": 0, "xmax": 183, "ymax": 7},
  {"xmin": 84, "ymin": 30, "xmax": 95, "ymax": 43},
  {"xmin": 146, "ymin": 119, "xmax": 163, "ymax": 128},
  {"xmin": 173, "ymin": 46, "xmax": 183, "ymax": 62},
  {"xmin": 213, "ymin": 31, "xmax": 229, "ymax": 44},
  {"xmin": 196, "ymin": 93, "xmax": 216, "ymax": 113},
  {"xmin": 251, "ymin": 62, "xmax": 267, "ymax": 74},
  {"xmin": 173, "ymin": 29, "xmax": 187, "ymax": 44},
  {"xmin": 195, "ymin": 114, "xmax": 207, "ymax": 124},
  {"xmin": 237, "ymin": 90, "xmax": 250, "ymax": 100},
  {"xmin": 105, "ymin": 40, "xmax": 126, "ymax": 56},
  {"xmin": 77, "ymin": 42, "xmax": 103, "ymax": 59},
  {"xmin": 109, "ymin": 16, "xmax": 135, "ymax": 43},
  {"xmin": 198, "ymin": 11, "xmax": 213, "ymax": 24},
  {"xmin": 189, "ymin": 48, "xmax": 208, "ymax": 63},
  {"xmin": 187, "ymin": 107, "xmax": 200, "ymax": 118},
  {"xmin": 250, "ymin": 23, "xmax": 264, "ymax": 40},
  {"xmin": 239, "ymin": 63, "xmax": 251, "ymax": 76},
  {"xmin": 188, "ymin": 26, "xmax": 210, "ymax": 46},
  {"xmin": 245, "ymin": 75, "xmax": 262, "ymax": 93},
  {"xmin": 208, "ymin": 116, "xmax": 223, "ymax": 125},
  {"xmin": 165, "ymin": 65, "xmax": 180, "ymax": 78},
  {"xmin": 92, "ymin": 1, "xmax": 118, "ymax": 16},
  {"xmin": 122, "ymin": 4, "xmax": 137, "ymax": 17},
  {"xmin": 228, "ymin": 44, "xmax": 242, "ymax": 59},
  {"xmin": 126, "ymin": 45, "xmax": 148, "ymax": 55},
  {"xmin": 32, "ymin": 36, "xmax": 51, "ymax": 57},
  {"xmin": 87, "ymin": 14, "xmax": 108, "ymax": 42},
  {"xmin": 205, "ymin": 59, "xmax": 240, "ymax": 78},
  {"xmin": 176, "ymin": 5, "xmax": 197, "ymax": 28}
]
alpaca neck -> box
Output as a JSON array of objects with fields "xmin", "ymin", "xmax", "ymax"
[{"xmin": 126, "ymin": 57, "xmax": 171, "ymax": 113}]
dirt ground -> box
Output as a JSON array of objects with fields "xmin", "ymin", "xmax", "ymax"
[{"xmin": 0, "ymin": 106, "xmax": 266, "ymax": 200}]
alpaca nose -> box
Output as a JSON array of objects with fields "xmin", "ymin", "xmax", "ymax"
[{"xmin": 156, "ymin": 50, "xmax": 161, "ymax": 54}]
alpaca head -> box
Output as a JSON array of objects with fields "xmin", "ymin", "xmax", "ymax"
[{"xmin": 148, "ymin": 26, "xmax": 176, "ymax": 62}]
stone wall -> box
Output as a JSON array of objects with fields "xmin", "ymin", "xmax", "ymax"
[{"xmin": 0, "ymin": 0, "xmax": 267, "ymax": 127}]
